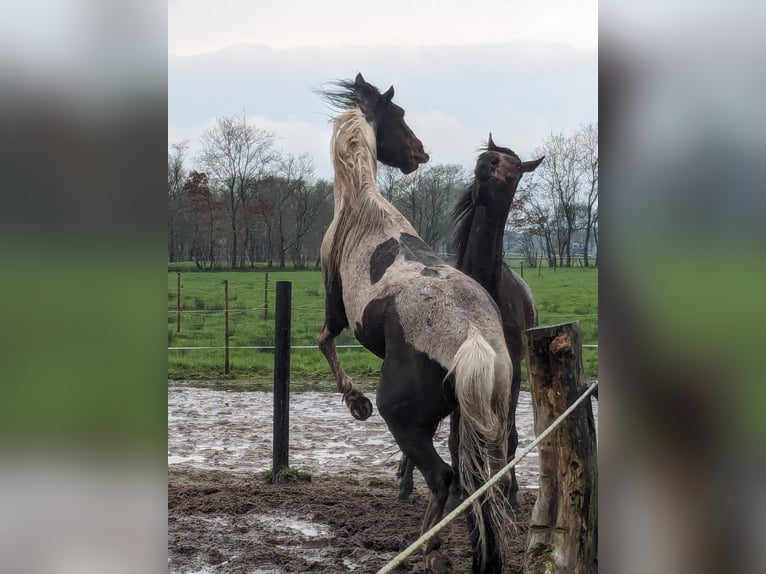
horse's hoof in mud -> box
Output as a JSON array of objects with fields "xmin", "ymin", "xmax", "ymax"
[
  {"xmin": 426, "ymin": 551, "xmax": 452, "ymax": 573},
  {"xmin": 396, "ymin": 492, "xmax": 412, "ymax": 504},
  {"xmin": 345, "ymin": 389, "xmax": 373, "ymax": 420}
]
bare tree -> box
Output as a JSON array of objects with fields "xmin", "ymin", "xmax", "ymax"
[
  {"xmin": 518, "ymin": 178, "xmax": 558, "ymax": 267},
  {"xmin": 198, "ymin": 115, "xmax": 277, "ymax": 269},
  {"xmin": 513, "ymin": 232, "xmax": 541, "ymax": 267},
  {"xmin": 168, "ymin": 141, "xmax": 188, "ymax": 262},
  {"xmin": 290, "ymin": 178, "xmax": 333, "ymax": 268},
  {"xmin": 182, "ymin": 171, "xmax": 224, "ymax": 270},
  {"xmin": 377, "ymin": 164, "xmax": 406, "ymax": 202},
  {"xmin": 396, "ymin": 164, "xmax": 466, "ymax": 251},
  {"xmin": 274, "ymin": 153, "xmax": 314, "ymax": 268},
  {"xmin": 577, "ymin": 123, "xmax": 598, "ymax": 267},
  {"xmin": 525, "ymin": 132, "xmax": 583, "ymax": 266},
  {"xmin": 592, "ymin": 208, "xmax": 599, "ymax": 266}
]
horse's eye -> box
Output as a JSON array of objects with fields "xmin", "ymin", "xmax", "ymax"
[{"xmin": 490, "ymin": 157, "xmax": 500, "ymax": 167}]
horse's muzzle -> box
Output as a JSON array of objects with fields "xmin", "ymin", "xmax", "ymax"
[{"xmin": 413, "ymin": 149, "xmax": 429, "ymax": 164}]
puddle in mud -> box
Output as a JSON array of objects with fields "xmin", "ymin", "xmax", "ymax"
[
  {"xmin": 253, "ymin": 514, "xmax": 331, "ymax": 538},
  {"xmin": 168, "ymin": 385, "xmax": 598, "ymax": 490}
]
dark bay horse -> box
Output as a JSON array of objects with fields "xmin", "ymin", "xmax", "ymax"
[
  {"xmin": 397, "ymin": 136, "xmax": 543, "ymax": 510},
  {"xmin": 318, "ymin": 74, "xmax": 514, "ymax": 573}
]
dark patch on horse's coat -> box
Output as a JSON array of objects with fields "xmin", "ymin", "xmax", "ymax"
[
  {"xmin": 354, "ymin": 296, "xmax": 393, "ymax": 359},
  {"xmin": 374, "ymin": 302, "xmax": 456, "ymax": 424},
  {"xmin": 323, "ymin": 271, "xmax": 348, "ymax": 335},
  {"xmin": 369, "ymin": 238, "xmax": 399, "ymax": 284},
  {"xmin": 399, "ymin": 233, "xmax": 443, "ymax": 267},
  {"xmin": 353, "ymin": 295, "xmax": 457, "ymax": 412},
  {"xmin": 421, "ymin": 267, "xmax": 440, "ymax": 277}
]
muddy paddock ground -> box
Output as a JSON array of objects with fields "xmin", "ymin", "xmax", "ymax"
[
  {"xmin": 168, "ymin": 386, "xmax": 596, "ymax": 573},
  {"xmin": 169, "ymin": 468, "xmax": 535, "ymax": 573}
]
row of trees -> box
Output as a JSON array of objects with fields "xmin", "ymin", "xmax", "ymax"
[
  {"xmin": 511, "ymin": 123, "xmax": 599, "ymax": 267},
  {"xmin": 168, "ymin": 114, "xmax": 597, "ymax": 269},
  {"xmin": 376, "ymin": 123, "xmax": 599, "ymax": 268},
  {"xmin": 168, "ymin": 115, "xmax": 333, "ymax": 269}
]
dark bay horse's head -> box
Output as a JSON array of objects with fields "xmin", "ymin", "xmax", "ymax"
[
  {"xmin": 472, "ymin": 133, "xmax": 544, "ymax": 211},
  {"xmin": 322, "ymin": 73, "xmax": 429, "ymax": 174}
]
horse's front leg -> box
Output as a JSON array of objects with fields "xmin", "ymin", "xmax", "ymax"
[{"xmin": 317, "ymin": 321, "xmax": 373, "ymax": 421}]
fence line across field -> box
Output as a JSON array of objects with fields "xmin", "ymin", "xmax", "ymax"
[
  {"xmin": 168, "ymin": 343, "xmax": 598, "ymax": 351},
  {"xmin": 168, "ymin": 307, "xmax": 598, "ymax": 317}
]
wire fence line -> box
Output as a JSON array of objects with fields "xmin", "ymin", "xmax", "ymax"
[
  {"xmin": 376, "ymin": 380, "xmax": 599, "ymax": 574},
  {"xmin": 168, "ymin": 272, "xmax": 598, "ymax": 367},
  {"xmin": 168, "ymin": 307, "xmax": 598, "ymax": 317},
  {"xmin": 168, "ymin": 343, "xmax": 599, "ymax": 351}
]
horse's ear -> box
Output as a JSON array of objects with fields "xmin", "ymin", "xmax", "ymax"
[
  {"xmin": 355, "ymin": 73, "xmax": 366, "ymax": 90},
  {"xmin": 521, "ymin": 156, "xmax": 545, "ymax": 173},
  {"xmin": 382, "ymin": 85, "xmax": 394, "ymax": 103},
  {"xmin": 487, "ymin": 133, "xmax": 497, "ymax": 150}
]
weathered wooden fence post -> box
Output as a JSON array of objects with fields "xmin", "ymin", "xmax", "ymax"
[
  {"xmin": 223, "ymin": 279, "xmax": 230, "ymax": 374},
  {"xmin": 523, "ymin": 322, "xmax": 597, "ymax": 574},
  {"xmin": 272, "ymin": 281, "xmax": 292, "ymax": 479},
  {"xmin": 176, "ymin": 272, "xmax": 181, "ymax": 333},
  {"xmin": 520, "ymin": 260, "xmax": 524, "ymax": 278}
]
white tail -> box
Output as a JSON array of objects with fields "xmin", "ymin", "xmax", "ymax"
[{"xmin": 448, "ymin": 330, "xmax": 512, "ymax": 570}]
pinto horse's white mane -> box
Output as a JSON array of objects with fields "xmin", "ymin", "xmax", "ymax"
[
  {"xmin": 330, "ymin": 108, "xmax": 379, "ymax": 209},
  {"xmin": 327, "ymin": 108, "xmax": 414, "ymax": 273}
]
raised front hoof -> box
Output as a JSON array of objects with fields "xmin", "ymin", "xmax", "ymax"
[
  {"xmin": 345, "ymin": 390, "xmax": 373, "ymax": 420},
  {"xmin": 426, "ymin": 551, "xmax": 452, "ymax": 573}
]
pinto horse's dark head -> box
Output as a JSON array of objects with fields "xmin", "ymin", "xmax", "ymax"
[
  {"xmin": 472, "ymin": 133, "xmax": 544, "ymax": 210},
  {"xmin": 321, "ymin": 73, "xmax": 429, "ymax": 174}
]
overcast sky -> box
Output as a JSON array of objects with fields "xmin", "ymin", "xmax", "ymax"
[{"xmin": 168, "ymin": 0, "xmax": 597, "ymax": 179}]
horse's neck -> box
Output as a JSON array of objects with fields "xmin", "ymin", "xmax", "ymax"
[
  {"xmin": 331, "ymin": 109, "xmax": 379, "ymax": 211},
  {"xmin": 330, "ymin": 110, "xmax": 416, "ymax": 243},
  {"xmin": 457, "ymin": 205, "xmax": 506, "ymax": 296}
]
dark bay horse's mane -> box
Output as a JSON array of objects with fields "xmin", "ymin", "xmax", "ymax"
[
  {"xmin": 451, "ymin": 183, "xmax": 478, "ymax": 266},
  {"xmin": 452, "ymin": 145, "xmax": 521, "ymax": 264}
]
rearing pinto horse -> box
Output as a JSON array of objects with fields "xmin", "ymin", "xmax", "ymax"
[
  {"xmin": 318, "ymin": 73, "xmax": 514, "ymax": 573},
  {"xmin": 398, "ymin": 136, "xmax": 543, "ymax": 511}
]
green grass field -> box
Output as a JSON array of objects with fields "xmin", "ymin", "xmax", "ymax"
[{"xmin": 168, "ymin": 262, "xmax": 598, "ymax": 385}]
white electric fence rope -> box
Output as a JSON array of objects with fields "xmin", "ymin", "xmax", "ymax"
[{"xmin": 376, "ymin": 380, "xmax": 599, "ymax": 574}]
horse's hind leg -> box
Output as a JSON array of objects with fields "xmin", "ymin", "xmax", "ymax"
[
  {"xmin": 380, "ymin": 414, "xmax": 453, "ymax": 572},
  {"xmin": 398, "ymin": 433, "xmax": 453, "ymax": 573},
  {"xmin": 317, "ymin": 323, "xmax": 372, "ymax": 421},
  {"xmin": 446, "ymin": 410, "xmax": 463, "ymax": 512},
  {"xmin": 396, "ymin": 455, "xmax": 415, "ymax": 503},
  {"xmin": 507, "ymin": 362, "xmax": 522, "ymax": 511}
]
